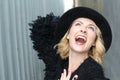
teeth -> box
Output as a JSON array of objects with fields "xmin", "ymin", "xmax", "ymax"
[{"xmin": 76, "ymin": 35, "xmax": 86, "ymax": 42}]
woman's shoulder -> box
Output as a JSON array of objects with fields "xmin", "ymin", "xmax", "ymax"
[
  {"xmin": 83, "ymin": 57, "xmax": 108, "ymax": 79},
  {"xmin": 85, "ymin": 57, "xmax": 104, "ymax": 73},
  {"xmin": 84, "ymin": 57, "xmax": 103, "ymax": 70}
]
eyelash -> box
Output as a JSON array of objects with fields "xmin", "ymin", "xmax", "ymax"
[
  {"xmin": 87, "ymin": 26, "xmax": 95, "ymax": 31},
  {"xmin": 75, "ymin": 23, "xmax": 81, "ymax": 26}
]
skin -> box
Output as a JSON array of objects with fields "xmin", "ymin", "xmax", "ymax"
[{"xmin": 60, "ymin": 18, "xmax": 97, "ymax": 80}]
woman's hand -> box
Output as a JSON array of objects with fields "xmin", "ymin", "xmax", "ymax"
[
  {"xmin": 60, "ymin": 69, "xmax": 72, "ymax": 80},
  {"xmin": 59, "ymin": 69, "xmax": 78, "ymax": 80}
]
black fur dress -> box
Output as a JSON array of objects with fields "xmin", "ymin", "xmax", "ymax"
[{"xmin": 29, "ymin": 13, "xmax": 109, "ymax": 80}]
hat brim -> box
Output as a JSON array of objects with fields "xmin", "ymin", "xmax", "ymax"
[{"xmin": 55, "ymin": 7, "xmax": 112, "ymax": 52}]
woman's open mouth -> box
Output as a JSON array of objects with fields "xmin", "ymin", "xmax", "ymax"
[{"xmin": 75, "ymin": 35, "xmax": 87, "ymax": 44}]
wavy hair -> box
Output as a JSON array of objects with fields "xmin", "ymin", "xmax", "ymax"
[{"xmin": 55, "ymin": 27, "xmax": 105, "ymax": 64}]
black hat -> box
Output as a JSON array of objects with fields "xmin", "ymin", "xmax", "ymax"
[{"xmin": 55, "ymin": 7, "xmax": 112, "ymax": 52}]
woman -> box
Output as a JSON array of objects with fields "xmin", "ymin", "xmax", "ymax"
[
  {"xmin": 54, "ymin": 7, "xmax": 112, "ymax": 80},
  {"xmin": 29, "ymin": 7, "xmax": 112, "ymax": 80}
]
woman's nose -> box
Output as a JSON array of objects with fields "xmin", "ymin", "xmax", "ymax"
[{"xmin": 80, "ymin": 27, "xmax": 87, "ymax": 33}]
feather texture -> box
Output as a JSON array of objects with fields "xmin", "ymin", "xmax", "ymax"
[{"xmin": 29, "ymin": 13, "xmax": 60, "ymax": 80}]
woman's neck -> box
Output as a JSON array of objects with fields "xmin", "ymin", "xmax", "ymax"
[{"xmin": 68, "ymin": 51, "xmax": 88, "ymax": 73}]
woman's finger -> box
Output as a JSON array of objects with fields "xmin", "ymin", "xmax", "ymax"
[
  {"xmin": 60, "ymin": 69, "xmax": 72, "ymax": 80},
  {"xmin": 66, "ymin": 71, "xmax": 72, "ymax": 80}
]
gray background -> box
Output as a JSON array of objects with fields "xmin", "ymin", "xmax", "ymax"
[
  {"xmin": 0, "ymin": 0, "xmax": 120, "ymax": 80},
  {"xmin": 103, "ymin": 0, "xmax": 120, "ymax": 80}
]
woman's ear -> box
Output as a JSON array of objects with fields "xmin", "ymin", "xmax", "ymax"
[
  {"xmin": 66, "ymin": 31, "xmax": 70, "ymax": 39},
  {"xmin": 67, "ymin": 34, "xmax": 69, "ymax": 39}
]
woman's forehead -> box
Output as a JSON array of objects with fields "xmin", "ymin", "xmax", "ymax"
[{"xmin": 73, "ymin": 18, "xmax": 95, "ymax": 24}]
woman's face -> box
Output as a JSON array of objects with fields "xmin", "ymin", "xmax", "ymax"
[{"xmin": 67, "ymin": 18, "xmax": 97, "ymax": 54}]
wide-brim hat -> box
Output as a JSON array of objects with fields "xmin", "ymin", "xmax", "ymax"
[{"xmin": 55, "ymin": 7, "xmax": 112, "ymax": 52}]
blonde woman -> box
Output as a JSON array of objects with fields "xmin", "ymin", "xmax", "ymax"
[
  {"xmin": 30, "ymin": 7, "xmax": 112, "ymax": 80},
  {"xmin": 54, "ymin": 7, "xmax": 112, "ymax": 80}
]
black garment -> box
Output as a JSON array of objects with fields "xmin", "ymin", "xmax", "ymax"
[
  {"xmin": 55, "ymin": 57, "xmax": 109, "ymax": 80},
  {"xmin": 29, "ymin": 13, "xmax": 109, "ymax": 80}
]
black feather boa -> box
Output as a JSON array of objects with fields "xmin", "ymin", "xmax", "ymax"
[{"xmin": 29, "ymin": 13, "xmax": 60, "ymax": 80}]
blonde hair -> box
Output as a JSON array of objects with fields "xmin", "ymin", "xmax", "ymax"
[{"xmin": 55, "ymin": 27, "xmax": 105, "ymax": 64}]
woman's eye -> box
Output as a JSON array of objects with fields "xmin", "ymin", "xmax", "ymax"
[
  {"xmin": 87, "ymin": 26, "xmax": 95, "ymax": 31},
  {"xmin": 75, "ymin": 23, "xmax": 81, "ymax": 26}
]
